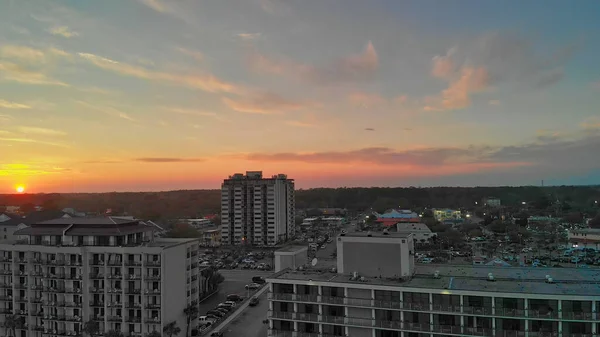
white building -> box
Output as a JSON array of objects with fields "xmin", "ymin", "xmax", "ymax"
[
  {"xmin": 568, "ymin": 228, "xmax": 600, "ymax": 250},
  {"xmin": 267, "ymin": 232, "xmax": 600, "ymax": 337},
  {"xmin": 221, "ymin": 171, "xmax": 295, "ymax": 246},
  {"xmin": 0, "ymin": 216, "xmax": 201, "ymax": 337},
  {"xmin": 274, "ymin": 246, "xmax": 309, "ymax": 272},
  {"xmin": 483, "ymin": 197, "xmax": 502, "ymax": 208},
  {"xmin": 396, "ymin": 222, "xmax": 436, "ymax": 243},
  {"xmin": 300, "ymin": 217, "xmax": 344, "ymax": 229},
  {"xmin": 432, "ymin": 209, "xmax": 462, "ymax": 222}
]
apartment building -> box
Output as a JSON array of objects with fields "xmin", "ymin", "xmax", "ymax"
[
  {"xmin": 267, "ymin": 232, "xmax": 600, "ymax": 337},
  {"xmin": 0, "ymin": 217, "xmax": 201, "ymax": 337},
  {"xmin": 221, "ymin": 171, "xmax": 295, "ymax": 246}
]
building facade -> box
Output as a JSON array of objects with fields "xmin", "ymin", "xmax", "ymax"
[
  {"xmin": 221, "ymin": 171, "xmax": 295, "ymax": 246},
  {"xmin": 267, "ymin": 232, "xmax": 600, "ymax": 337},
  {"xmin": 0, "ymin": 217, "xmax": 201, "ymax": 337},
  {"xmin": 569, "ymin": 228, "xmax": 600, "ymax": 250},
  {"xmin": 432, "ymin": 209, "xmax": 462, "ymax": 222}
]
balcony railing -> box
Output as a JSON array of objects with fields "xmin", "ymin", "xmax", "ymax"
[
  {"xmin": 65, "ymin": 274, "xmax": 82, "ymax": 280},
  {"xmin": 145, "ymin": 275, "xmax": 161, "ymax": 280},
  {"xmin": 89, "ymin": 260, "xmax": 105, "ymax": 266},
  {"xmin": 144, "ymin": 289, "xmax": 161, "ymax": 295},
  {"xmin": 145, "ymin": 317, "xmax": 161, "ymax": 323},
  {"xmin": 125, "ymin": 288, "xmax": 141, "ymax": 294},
  {"xmin": 126, "ymin": 316, "xmax": 141, "ymax": 323},
  {"xmin": 126, "ymin": 303, "xmax": 142, "ymax": 308},
  {"xmin": 65, "ymin": 302, "xmax": 82, "ymax": 308},
  {"xmin": 125, "ymin": 274, "xmax": 141, "ymax": 280},
  {"xmin": 107, "ymin": 261, "xmax": 123, "ymax": 266},
  {"xmin": 108, "ymin": 316, "xmax": 122, "ymax": 322},
  {"xmin": 46, "ymin": 260, "xmax": 66, "ymax": 266},
  {"xmin": 44, "ymin": 273, "xmax": 66, "ymax": 279},
  {"xmin": 0, "ymin": 283, "xmax": 11, "ymax": 288},
  {"xmin": 89, "ymin": 287, "xmax": 105, "ymax": 293},
  {"xmin": 0, "ymin": 270, "xmax": 12, "ymax": 275},
  {"xmin": 108, "ymin": 302, "xmax": 123, "ymax": 307},
  {"xmin": 65, "ymin": 288, "xmax": 82, "ymax": 294},
  {"xmin": 90, "ymin": 301, "xmax": 104, "ymax": 307},
  {"xmin": 15, "ymin": 283, "xmax": 28, "ymax": 289},
  {"xmin": 89, "ymin": 273, "xmax": 104, "ymax": 279},
  {"xmin": 125, "ymin": 261, "xmax": 142, "ymax": 266},
  {"xmin": 146, "ymin": 261, "xmax": 161, "ymax": 266},
  {"xmin": 44, "ymin": 287, "xmax": 66, "ymax": 292},
  {"xmin": 561, "ymin": 311, "xmax": 596, "ymax": 321},
  {"xmin": 0, "ymin": 257, "xmax": 12, "ymax": 262},
  {"xmin": 107, "ymin": 274, "xmax": 123, "ymax": 279},
  {"xmin": 145, "ymin": 304, "xmax": 161, "ymax": 309}
]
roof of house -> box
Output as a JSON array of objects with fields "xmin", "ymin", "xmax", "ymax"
[
  {"xmin": 14, "ymin": 216, "xmax": 153, "ymax": 236},
  {"xmin": 36, "ymin": 216, "xmax": 136, "ymax": 226},
  {"xmin": 0, "ymin": 217, "xmax": 26, "ymax": 227},
  {"xmin": 22, "ymin": 210, "xmax": 71, "ymax": 225},
  {"xmin": 379, "ymin": 210, "xmax": 419, "ymax": 219}
]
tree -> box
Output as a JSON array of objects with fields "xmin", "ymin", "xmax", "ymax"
[
  {"xmin": 4, "ymin": 314, "xmax": 25, "ymax": 337},
  {"xmin": 590, "ymin": 214, "xmax": 600, "ymax": 229},
  {"xmin": 163, "ymin": 321, "xmax": 182, "ymax": 337},
  {"xmin": 19, "ymin": 202, "xmax": 35, "ymax": 214},
  {"xmin": 105, "ymin": 331, "xmax": 124, "ymax": 337},
  {"xmin": 147, "ymin": 331, "xmax": 162, "ymax": 337},
  {"xmin": 183, "ymin": 304, "xmax": 199, "ymax": 337},
  {"xmin": 83, "ymin": 320, "xmax": 100, "ymax": 336}
]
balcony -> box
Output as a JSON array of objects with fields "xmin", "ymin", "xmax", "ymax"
[
  {"xmin": 463, "ymin": 306, "xmax": 494, "ymax": 316},
  {"xmin": 495, "ymin": 331, "xmax": 527, "ymax": 337},
  {"xmin": 92, "ymin": 316, "xmax": 105, "ymax": 321},
  {"xmin": 65, "ymin": 260, "xmax": 83, "ymax": 266},
  {"xmin": 65, "ymin": 302, "xmax": 82, "ymax": 308},
  {"xmin": 108, "ymin": 288, "xmax": 124, "ymax": 293},
  {"xmin": 65, "ymin": 274, "xmax": 82, "ymax": 280},
  {"xmin": 30, "ymin": 258, "xmax": 43, "ymax": 264},
  {"xmin": 89, "ymin": 273, "xmax": 104, "ymax": 279},
  {"xmin": 125, "ymin": 288, "xmax": 141, "ymax": 294},
  {"xmin": 43, "ymin": 301, "xmax": 66, "ymax": 307},
  {"xmin": 144, "ymin": 303, "xmax": 161, "ymax": 309},
  {"xmin": 107, "ymin": 274, "xmax": 123, "ymax": 279},
  {"xmin": 146, "ymin": 261, "xmax": 161, "ymax": 267},
  {"xmin": 15, "ymin": 296, "xmax": 28, "ymax": 302},
  {"xmin": 145, "ymin": 275, "xmax": 161, "ymax": 280},
  {"xmin": 89, "ymin": 287, "xmax": 105, "ymax": 293},
  {"xmin": 108, "ymin": 316, "xmax": 122, "ymax": 322},
  {"xmin": 107, "ymin": 261, "xmax": 123, "ymax": 266},
  {"xmin": 125, "ymin": 261, "xmax": 142, "ymax": 266},
  {"xmin": 44, "ymin": 273, "xmax": 66, "ymax": 279},
  {"xmin": 90, "ymin": 301, "xmax": 104, "ymax": 307},
  {"xmin": 145, "ymin": 317, "xmax": 161, "ymax": 324},
  {"xmin": 44, "ymin": 287, "xmax": 66, "ymax": 292},
  {"xmin": 89, "ymin": 260, "xmax": 105, "ymax": 266},
  {"xmin": 0, "ymin": 269, "xmax": 12, "ymax": 275},
  {"xmin": 126, "ymin": 316, "xmax": 141, "ymax": 323},
  {"xmin": 46, "ymin": 260, "xmax": 66, "ymax": 266},
  {"xmin": 144, "ymin": 289, "xmax": 161, "ymax": 295},
  {"xmin": 125, "ymin": 274, "xmax": 141, "ymax": 280},
  {"xmin": 0, "ymin": 295, "xmax": 11, "ymax": 300},
  {"xmin": 65, "ymin": 288, "xmax": 82, "ymax": 294},
  {"xmin": 32, "ymin": 298, "xmax": 43, "ymax": 303},
  {"xmin": 560, "ymin": 311, "xmax": 595, "ymax": 321},
  {"xmin": 126, "ymin": 302, "xmax": 141, "ymax": 308},
  {"xmin": 0, "ymin": 257, "xmax": 12, "ymax": 262},
  {"xmin": 0, "ymin": 283, "xmax": 11, "ymax": 288},
  {"xmin": 108, "ymin": 302, "xmax": 123, "ymax": 307},
  {"xmin": 0, "ymin": 308, "xmax": 13, "ymax": 314},
  {"xmin": 65, "ymin": 315, "xmax": 82, "ymax": 322},
  {"xmin": 43, "ymin": 315, "xmax": 66, "ymax": 321}
]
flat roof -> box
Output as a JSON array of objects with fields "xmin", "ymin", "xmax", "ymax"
[
  {"xmin": 341, "ymin": 232, "xmax": 412, "ymax": 238},
  {"xmin": 276, "ymin": 245, "xmax": 308, "ymax": 253},
  {"xmin": 269, "ymin": 264, "xmax": 600, "ymax": 297}
]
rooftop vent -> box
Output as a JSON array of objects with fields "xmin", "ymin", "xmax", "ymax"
[
  {"xmin": 487, "ymin": 273, "xmax": 495, "ymax": 282},
  {"xmin": 383, "ymin": 229, "xmax": 389, "ymax": 235},
  {"xmin": 433, "ymin": 270, "xmax": 440, "ymax": 279},
  {"xmin": 367, "ymin": 231, "xmax": 372, "ymax": 237}
]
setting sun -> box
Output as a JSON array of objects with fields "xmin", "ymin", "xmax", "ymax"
[{"xmin": 16, "ymin": 186, "xmax": 25, "ymax": 193}]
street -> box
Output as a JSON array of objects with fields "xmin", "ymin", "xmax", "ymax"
[
  {"xmin": 216, "ymin": 289, "xmax": 269, "ymax": 337},
  {"xmin": 199, "ymin": 270, "xmax": 272, "ymax": 316}
]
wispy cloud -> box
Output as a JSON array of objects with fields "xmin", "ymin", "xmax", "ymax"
[
  {"xmin": 248, "ymin": 41, "xmax": 378, "ymax": 85},
  {"xmin": 0, "ymin": 45, "xmax": 72, "ymax": 63},
  {"xmin": 259, "ymin": 0, "xmax": 291, "ymax": 15},
  {"xmin": 285, "ymin": 120, "xmax": 318, "ymax": 128},
  {"xmin": 489, "ymin": 100, "xmax": 500, "ymax": 105},
  {"xmin": 136, "ymin": 0, "xmax": 170, "ymax": 13},
  {"xmin": 177, "ymin": 48, "xmax": 203, "ymax": 62},
  {"xmin": 48, "ymin": 26, "xmax": 80, "ymax": 38},
  {"xmin": 424, "ymin": 65, "xmax": 491, "ymax": 111},
  {"xmin": 431, "ymin": 48, "xmax": 457, "ymax": 80},
  {"xmin": 164, "ymin": 107, "xmax": 217, "ymax": 117},
  {"xmin": 0, "ymin": 137, "xmax": 69, "ymax": 148},
  {"xmin": 236, "ymin": 33, "xmax": 262, "ymax": 41},
  {"xmin": 134, "ymin": 157, "xmax": 205, "ymax": 163},
  {"xmin": 17, "ymin": 126, "xmax": 67, "ymax": 137},
  {"xmin": 78, "ymin": 87, "xmax": 117, "ymax": 95},
  {"xmin": 365, "ymin": 128, "xmax": 375, "ymax": 131},
  {"xmin": 0, "ymin": 61, "xmax": 69, "ymax": 86},
  {"xmin": 78, "ymin": 52, "xmax": 243, "ymax": 94},
  {"xmin": 75, "ymin": 100, "xmax": 135, "ymax": 122},
  {"xmin": 223, "ymin": 92, "xmax": 308, "ymax": 114},
  {"xmin": 0, "ymin": 99, "xmax": 31, "ymax": 109},
  {"xmin": 0, "ymin": 163, "xmax": 71, "ymax": 176}
]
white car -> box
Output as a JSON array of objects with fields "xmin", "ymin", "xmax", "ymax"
[
  {"xmin": 224, "ymin": 301, "xmax": 237, "ymax": 307},
  {"xmin": 245, "ymin": 283, "xmax": 261, "ymax": 290}
]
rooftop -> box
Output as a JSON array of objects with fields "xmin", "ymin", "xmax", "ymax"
[
  {"xmin": 36, "ymin": 216, "xmax": 137, "ymax": 226},
  {"xmin": 341, "ymin": 231, "xmax": 412, "ymax": 238},
  {"xmin": 276, "ymin": 245, "xmax": 309, "ymax": 253},
  {"xmin": 269, "ymin": 264, "xmax": 600, "ymax": 297}
]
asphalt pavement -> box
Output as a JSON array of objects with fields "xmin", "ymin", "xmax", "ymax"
[
  {"xmin": 213, "ymin": 287, "xmax": 269, "ymax": 337},
  {"xmin": 198, "ymin": 270, "xmax": 272, "ymax": 318}
]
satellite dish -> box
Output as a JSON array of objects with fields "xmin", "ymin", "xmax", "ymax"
[{"xmin": 311, "ymin": 258, "xmax": 318, "ymax": 267}]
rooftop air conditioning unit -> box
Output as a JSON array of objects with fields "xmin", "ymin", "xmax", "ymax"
[
  {"xmin": 487, "ymin": 273, "xmax": 495, "ymax": 282},
  {"xmin": 434, "ymin": 271, "xmax": 440, "ymax": 279}
]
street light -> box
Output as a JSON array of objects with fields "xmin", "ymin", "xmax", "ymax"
[{"xmin": 522, "ymin": 202, "xmax": 526, "ymax": 205}]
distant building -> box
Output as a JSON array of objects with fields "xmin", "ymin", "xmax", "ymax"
[
  {"xmin": 300, "ymin": 217, "xmax": 343, "ymax": 229},
  {"xmin": 395, "ymin": 222, "xmax": 436, "ymax": 242},
  {"xmin": 483, "ymin": 197, "xmax": 502, "ymax": 207},
  {"xmin": 568, "ymin": 228, "xmax": 600, "ymax": 250},
  {"xmin": 432, "ymin": 208, "xmax": 462, "ymax": 222},
  {"xmin": 0, "ymin": 210, "xmax": 73, "ymax": 242},
  {"xmin": 201, "ymin": 228, "xmax": 221, "ymax": 247},
  {"xmin": 178, "ymin": 218, "xmax": 213, "ymax": 229},
  {"xmin": 376, "ymin": 209, "xmax": 420, "ymax": 227},
  {"xmin": 221, "ymin": 171, "xmax": 295, "ymax": 246}
]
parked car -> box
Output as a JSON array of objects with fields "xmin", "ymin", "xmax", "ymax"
[
  {"xmin": 217, "ymin": 303, "xmax": 234, "ymax": 309},
  {"xmin": 206, "ymin": 310, "xmax": 225, "ymax": 317},
  {"xmin": 226, "ymin": 294, "xmax": 243, "ymax": 302},
  {"xmin": 249, "ymin": 297, "xmax": 260, "ymax": 307},
  {"xmin": 252, "ymin": 276, "xmax": 266, "ymax": 284},
  {"xmin": 224, "ymin": 301, "xmax": 237, "ymax": 307},
  {"xmin": 211, "ymin": 332, "xmax": 224, "ymax": 337},
  {"xmin": 245, "ymin": 283, "xmax": 261, "ymax": 290},
  {"xmin": 215, "ymin": 307, "xmax": 230, "ymax": 314},
  {"xmin": 198, "ymin": 316, "xmax": 216, "ymax": 326}
]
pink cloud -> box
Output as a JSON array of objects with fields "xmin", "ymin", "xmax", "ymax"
[
  {"xmin": 222, "ymin": 92, "xmax": 308, "ymax": 114},
  {"xmin": 431, "ymin": 48, "xmax": 457, "ymax": 79}
]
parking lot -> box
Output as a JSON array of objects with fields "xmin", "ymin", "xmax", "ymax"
[{"xmin": 216, "ymin": 289, "xmax": 269, "ymax": 337}]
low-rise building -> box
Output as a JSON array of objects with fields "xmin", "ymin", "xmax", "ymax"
[
  {"xmin": 376, "ymin": 210, "xmax": 420, "ymax": 227},
  {"xmin": 483, "ymin": 197, "xmax": 502, "ymax": 207},
  {"xmin": 568, "ymin": 228, "xmax": 600, "ymax": 250},
  {"xmin": 201, "ymin": 228, "xmax": 222, "ymax": 247},
  {"xmin": 300, "ymin": 217, "xmax": 344, "ymax": 229},
  {"xmin": 267, "ymin": 232, "xmax": 600, "ymax": 337},
  {"xmin": 395, "ymin": 222, "xmax": 436, "ymax": 243}
]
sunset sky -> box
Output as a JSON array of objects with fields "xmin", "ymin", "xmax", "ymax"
[{"xmin": 1, "ymin": 0, "xmax": 600, "ymax": 193}]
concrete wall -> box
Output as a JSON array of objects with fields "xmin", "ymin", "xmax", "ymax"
[
  {"xmin": 162, "ymin": 243, "xmax": 187, "ymax": 333},
  {"xmin": 274, "ymin": 247, "xmax": 308, "ymax": 272}
]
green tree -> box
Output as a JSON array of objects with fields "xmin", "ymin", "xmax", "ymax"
[
  {"xmin": 83, "ymin": 320, "xmax": 100, "ymax": 336},
  {"xmin": 19, "ymin": 202, "xmax": 35, "ymax": 214},
  {"xmin": 183, "ymin": 304, "xmax": 199, "ymax": 337},
  {"xmin": 163, "ymin": 321, "xmax": 182, "ymax": 337},
  {"xmin": 105, "ymin": 331, "xmax": 124, "ymax": 337}
]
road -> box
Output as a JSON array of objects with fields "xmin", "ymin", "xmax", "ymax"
[
  {"xmin": 215, "ymin": 289, "xmax": 269, "ymax": 337},
  {"xmin": 199, "ymin": 270, "xmax": 272, "ymax": 316}
]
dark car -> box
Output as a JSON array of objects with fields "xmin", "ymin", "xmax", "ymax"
[
  {"xmin": 206, "ymin": 310, "xmax": 225, "ymax": 317},
  {"xmin": 211, "ymin": 332, "xmax": 224, "ymax": 337},
  {"xmin": 249, "ymin": 297, "xmax": 259, "ymax": 307},
  {"xmin": 226, "ymin": 294, "xmax": 243, "ymax": 302},
  {"xmin": 252, "ymin": 276, "xmax": 266, "ymax": 284},
  {"xmin": 206, "ymin": 314, "xmax": 220, "ymax": 320}
]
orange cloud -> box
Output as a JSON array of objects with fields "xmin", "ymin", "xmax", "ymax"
[
  {"xmin": 78, "ymin": 53, "xmax": 242, "ymax": 94},
  {"xmin": 431, "ymin": 48, "xmax": 457, "ymax": 79},
  {"xmin": 425, "ymin": 66, "xmax": 491, "ymax": 111},
  {"xmin": 248, "ymin": 41, "xmax": 378, "ymax": 84},
  {"xmin": 222, "ymin": 92, "xmax": 308, "ymax": 114}
]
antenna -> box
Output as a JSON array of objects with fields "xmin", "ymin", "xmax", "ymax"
[{"xmin": 311, "ymin": 258, "xmax": 318, "ymax": 267}]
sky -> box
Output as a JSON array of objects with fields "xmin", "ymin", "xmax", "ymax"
[{"xmin": 1, "ymin": 0, "xmax": 600, "ymax": 193}]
